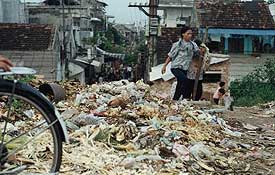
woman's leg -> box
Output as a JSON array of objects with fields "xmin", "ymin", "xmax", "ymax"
[
  {"xmin": 185, "ymin": 79, "xmax": 193, "ymax": 99},
  {"xmin": 214, "ymin": 98, "xmax": 219, "ymax": 105},
  {"xmin": 194, "ymin": 80, "xmax": 203, "ymax": 101},
  {"xmin": 171, "ymin": 69, "xmax": 188, "ymax": 100}
]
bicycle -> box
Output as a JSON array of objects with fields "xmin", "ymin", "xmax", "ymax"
[{"xmin": 0, "ymin": 67, "xmax": 68, "ymax": 174}]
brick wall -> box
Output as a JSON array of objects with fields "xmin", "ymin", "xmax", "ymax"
[
  {"xmin": 157, "ymin": 28, "xmax": 181, "ymax": 65},
  {"xmin": 156, "ymin": 27, "xmax": 198, "ymax": 65},
  {"xmin": 0, "ymin": 50, "xmax": 57, "ymax": 81}
]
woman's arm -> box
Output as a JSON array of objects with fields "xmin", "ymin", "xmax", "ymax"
[{"xmin": 161, "ymin": 56, "xmax": 171, "ymax": 74}]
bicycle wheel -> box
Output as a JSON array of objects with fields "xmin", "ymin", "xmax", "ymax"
[{"xmin": 0, "ymin": 80, "xmax": 63, "ymax": 174}]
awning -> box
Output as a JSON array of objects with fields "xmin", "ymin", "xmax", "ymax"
[
  {"xmin": 91, "ymin": 18, "xmax": 101, "ymax": 22},
  {"xmin": 96, "ymin": 47, "xmax": 125, "ymax": 60},
  {"xmin": 73, "ymin": 56, "xmax": 101, "ymax": 67},
  {"xmin": 200, "ymin": 28, "xmax": 275, "ymax": 36},
  {"xmin": 96, "ymin": 0, "xmax": 108, "ymax": 6},
  {"xmin": 69, "ymin": 63, "xmax": 84, "ymax": 77}
]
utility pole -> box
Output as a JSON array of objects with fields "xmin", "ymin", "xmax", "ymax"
[
  {"xmin": 129, "ymin": 0, "xmax": 159, "ymax": 83},
  {"xmin": 61, "ymin": 0, "xmax": 69, "ymax": 80},
  {"xmin": 149, "ymin": 0, "xmax": 158, "ymax": 66}
]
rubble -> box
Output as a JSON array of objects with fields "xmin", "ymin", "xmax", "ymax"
[{"xmin": 15, "ymin": 80, "xmax": 275, "ymax": 174}]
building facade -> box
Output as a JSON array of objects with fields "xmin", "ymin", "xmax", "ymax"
[
  {"xmin": 197, "ymin": 1, "xmax": 275, "ymax": 54},
  {"xmin": 27, "ymin": 0, "xmax": 107, "ymax": 47},
  {"xmin": 158, "ymin": 0, "xmax": 194, "ymax": 27},
  {"xmin": 0, "ymin": 0, "xmax": 26, "ymax": 23}
]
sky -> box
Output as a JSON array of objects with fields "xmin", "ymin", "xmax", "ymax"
[
  {"xmin": 23, "ymin": 0, "xmax": 148, "ymax": 24},
  {"xmin": 104, "ymin": 0, "xmax": 148, "ymax": 24}
]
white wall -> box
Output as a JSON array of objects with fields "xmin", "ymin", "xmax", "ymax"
[
  {"xmin": 0, "ymin": 1, "xmax": 3, "ymax": 22},
  {"xmin": 269, "ymin": 3, "xmax": 275, "ymax": 21},
  {"xmin": 0, "ymin": 0, "xmax": 26, "ymax": 23},
  {"xmin": 162, "ymin": 7, "xmax": 192, "ymax": 27}
]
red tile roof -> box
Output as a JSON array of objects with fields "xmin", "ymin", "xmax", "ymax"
[
  {"xmin": 197, "ymin": 1, "xmax": 275, "ymax": 29},
  {"xmin": 0, "ymin": 24, "xmax": 56, "ymax": 51}
]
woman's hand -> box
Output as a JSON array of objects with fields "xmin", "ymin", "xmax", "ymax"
[
  {"xmin": 0, "ymin": 55, "xmax": 13, "ymax": 71},
  {"xmin": 161, "ymin": 65, "xmax": 167, "ymax": 74}
]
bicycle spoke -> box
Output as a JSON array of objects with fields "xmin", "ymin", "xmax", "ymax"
[
  {"xmin": 0, "ymin": 80, "xmax": 63, "ymax": 173},
  {"xmin": 0, "ymin": 165, "xmax": 27, "ymax": 174},
  {"xmin": 2, "ymin": 118, "xmax": 59, "ymax": 163},
  {"xmin": 4, "ymin": 120, "xmax": 47, "ymax": 146},
  {"xmin": 0, "ymin": 81, "xmax": 16, "ymax": 159}
]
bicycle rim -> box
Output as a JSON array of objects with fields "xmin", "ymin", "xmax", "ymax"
[{"xmin": 0, "ymin": 92, "xmax": 62, "ymax": 174}]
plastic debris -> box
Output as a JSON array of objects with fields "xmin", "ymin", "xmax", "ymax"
[{"xmin": 19, "ymin": 79, "xmax": 274, "ymax": 174}]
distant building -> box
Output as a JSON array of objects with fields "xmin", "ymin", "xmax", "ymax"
[
  {"xmin": 0, "ymin": 23, "xmax": 83, "ymax": 82},
  {"xmin": 113, "ymin": 23, "xmax": 138, "ymax": 45},
  {"xmin": 0, "ymin": 0, "xmax": 26, "ymax": 23},
  {"xmin": 158, "ymin": 0, "xmax": 194, "ymax": 27},
  {"xmin": 157, "ymin": 0, "xmax": 275, "ymax": 65},
  {"xmin": 197, "ymin": 1, "xmax": 275, "ymax": 54},
  {"xmin": 27, "ymin": 0, "xmax": 108, "ymax": 47}
]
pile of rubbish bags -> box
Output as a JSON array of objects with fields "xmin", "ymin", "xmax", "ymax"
[{"xmin": 47, "ymin": 80, "xmax": 273, "ymax": 174}]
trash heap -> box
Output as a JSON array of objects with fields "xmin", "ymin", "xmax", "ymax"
[{"xmin": 51, "ymin": 80, "xmax": 273, "ymax": 174}]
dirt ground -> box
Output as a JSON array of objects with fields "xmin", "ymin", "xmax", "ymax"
[
  {"xmin": 221, "ymin": 105, "xmax": 275, "ymax": 174},
  {"xmin": 229, "ymin": 54, "xmax": 275, "ymax": 82}
]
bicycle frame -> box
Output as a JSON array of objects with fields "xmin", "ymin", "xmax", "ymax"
[{"xmin": 0, "ymin": 67, "xmax": 69, "ymax": 143}]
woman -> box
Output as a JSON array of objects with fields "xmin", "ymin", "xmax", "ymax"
[
  {"xmin": 161, "ymin": 26, "xmax": 199, "ymax": 101},
  {"xmin": 186, "ymin": 40, "xmax": 210, "ymax": 100}
]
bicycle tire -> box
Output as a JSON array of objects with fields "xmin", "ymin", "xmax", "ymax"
[{"xmin": 0, "ymin": 80, "xmax": 63, "ymax": 173}]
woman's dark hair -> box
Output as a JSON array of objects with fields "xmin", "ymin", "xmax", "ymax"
[
  {"xmin": 181, "ymin": 26, "xmax": 192, "ymax": 36},
  {"xmin": 194, "ymin": 39, "xmax": 202, "ymax": 47},
  {"xmin": 219, "ymin": 81, "xmax": 225, "ymax": 87},
  {"xmin": 219, "ymin": 88, "xmax": 226, "ymax": 95}
]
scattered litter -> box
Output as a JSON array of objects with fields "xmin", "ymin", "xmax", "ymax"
[{"xmin": 19, "ymin": 80, "xmax": 275, "ymax": 174}]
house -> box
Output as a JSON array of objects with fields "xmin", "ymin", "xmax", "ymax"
[
  {"xmin": 0, "ymin": 23, "xmax": 84, "ymax": 82},
  {"xmin": 0, "ymin": 0, "xmax": 26, "ymax": 23},
  {"xmin": 0, "ymin": 23, "xmax": 59, "ymax": 81},
  {"xmin": 27, "ymin": 0, "xmax": 108, "ymax": 47},
  {"xmin": 197, "ymin": 1, "xmax": 275, "ymax": 54},
  {"xmin": 113, "ymin": 23, "xmax": 138, "ymax": 45},
  {"xmin": 158, "ymin": 0, "xmax": 194, "ymax": 27}
]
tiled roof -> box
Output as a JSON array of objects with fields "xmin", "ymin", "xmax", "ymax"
[
  {"xmin": 0, "ymin": 24, "xmax": 56, "ymax": 51},
  {"xmin": 197, "ymin": 1, "xmax": 275, "ymax": 29}
]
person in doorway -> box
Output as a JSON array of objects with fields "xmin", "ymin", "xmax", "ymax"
[
  {"xmin": 213, "ymin": 81, "xmax": 226, "ymax": 105},
  {"xmin": 127, "ymin": 65, "xmax": 132, "ymax": 81},
  {"xmin": 161, "ymin": 26, "xmax": 199, "ymax": 101},
  {"xmin": 186, "ymin": 40, "xmax": 211, "ymax": 100}
]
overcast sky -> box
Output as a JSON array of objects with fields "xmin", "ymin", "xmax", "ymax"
[
  {"xmin": 105, "ymin": 0, "xmax": 148, "ymax": 24},
  {"xmin": 23, "ymin": 0, "xmax": 148, "ymax": 24}
]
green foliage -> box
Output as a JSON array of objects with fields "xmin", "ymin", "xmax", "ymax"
[
  {"xmin": 7, "ymin": 75, "xmax": 35, "ymax": 111},
  {"xmin": 230, "ymin": 58, "xmax": 275, "ymax": 106},
  {"xmin": 124, "ymin": 42, "xmax": 147, "ymax": 64},
  {"xmin": 19, "ymin": 75, "xmax": 36, "ymax": 83},
  {"xmin": 6, "ymin": 75, "xmax": 35, "ymax": 83},
  {"xmin": 83, "ymin": 26, "xmax": 146, "ymax": 65},
  {"xmin": 268, "ymin": 0, "xmax": 275, "ymax": 4}
]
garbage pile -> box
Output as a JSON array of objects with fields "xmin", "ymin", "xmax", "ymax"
[{"xmin": 50, "ymin": 80, "xmax": 274, "ymax": 174}]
